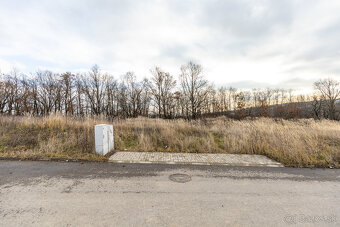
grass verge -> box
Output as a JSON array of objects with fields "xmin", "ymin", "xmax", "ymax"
[{"xmin": 0, "ymin": 115, "xmax": 339, "ymax": 167}]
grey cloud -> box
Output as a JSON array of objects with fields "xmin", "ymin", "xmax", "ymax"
[
  {"xmin": 302, "ymin": 22, "xmax": 340, "ymax": 61},
  {"xmin": 199, "ymin": 0, "xmax": 294, "ymax": 37},
  {"xmin": 165, "ymin": 0, "xmax": 296, "ymax": 59},
  {"xmin": 0, "ymin": 0, "xmax": 339, "ymax": 89},
  {"xmin": 223, "ymin": 77, "xmax": 314, "ymax": 90},
  {"xmin": 159, "ymin": 44, "xmax": 189, "ymax": 61},
  {"xmin": 277, "ymin": 78, "xmax": 314, "ymax": 90},
  {"xmin": 1, "ymin": 0, "xmax": 150, "ymax": 43},
  {"xmin": 223, "ymin": 80, "xmax": 271, "ymax": 89}
]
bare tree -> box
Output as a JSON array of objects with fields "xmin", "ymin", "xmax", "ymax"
[
  {"xmin": 311, "ymin": 94, "xmax": 324, "ymax": 120},
  {"xmin": 314, "ymin": 78, "xmax": 340, "ymax": 120},
  {"xmin": 234, "ymin": 91, "xmax": 248, "ymax": 119},
  {"xmin": 1, "ymin": 64, "xmax": 339, "ymax": 121},
  {"xmin": 104, "ymin": 76, "xmax": 118, "ymax": 118},
  {"xmin": 36, "ymin": 71, "xmax": 60, "ymax": 115},
  {"xmin": 118, "ymin": 72, "xmax": 144, "ymax": 117},
  {"xmin": 217, "ymin": 86, "xmax": 228, "ymax": 112},
  {"xmin": 60, "ymin": 72, "xmax": 75, "ymax": 116},
  {"xmin": 140, "ymin": 78, "xmax": 152, "ymax": 117},
  {"xmin": 149, "ymin": 67, "xmax": 176, "ymax": 118},
  {"xmin": 82, "ymin": 65, "xmax": 107, "ymax": 115},
  {"xmin": 0, "ymin": 73, "xmax": 10, "ymax": 113},
  {"xmin": 253, "ymin": 89, "xmax": 271, "ymax": 117},
  {"xmin": 179, "ymin": 62, "xmax": 209, "ymax": 119},
  {"xmin": 74, "ymin": 74, "xmax": 85, "ymax": 116},
  {"xmin": 6, "ymin": 70, "xmax": 23, "ymax": 115}
]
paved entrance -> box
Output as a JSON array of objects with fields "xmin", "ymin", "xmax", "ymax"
[{"xmin": 109, "ymin": 152, "xmax": 283, "ymax": 167}]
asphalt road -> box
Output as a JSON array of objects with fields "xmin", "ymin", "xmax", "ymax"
[{"xmin": 0, "ymin": 161, "xmax": 339, "ymax": 227}]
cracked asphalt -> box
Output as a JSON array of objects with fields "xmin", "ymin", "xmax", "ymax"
[{"xmin": 0, "ymin": 161, "xmax": 339, "ymax": 226}]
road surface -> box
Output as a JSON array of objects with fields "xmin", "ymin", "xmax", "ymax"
[{"xmin": 0, "ymin": 161, "xmax": 339, "ymax": 226}]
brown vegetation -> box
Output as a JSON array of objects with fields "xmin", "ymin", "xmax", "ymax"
[
  {"xmin": 0, "ymin": 115, "xmax": 104, "ymax": 161},
  {"xmin": 0, "ymin": 115, "xmax": 339, "ymax": 168}
]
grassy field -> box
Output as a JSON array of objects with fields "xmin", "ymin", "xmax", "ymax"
[{"xmin": 0, "ymin": 115, "xmax": 339, "ymax": 167}]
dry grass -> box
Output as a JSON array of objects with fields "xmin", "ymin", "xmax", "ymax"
[
  {"xmin": 0, "ymin": 114, "xmax": 107, "ymax": 161},
  {"xmin": 114, "ymin": 117, "xmax": 340, "ymax": 167},
  {"xmin": 0, "ymin": 115, "xmax": 339, "ymax": 167}
]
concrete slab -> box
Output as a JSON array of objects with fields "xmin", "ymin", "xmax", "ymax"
[{"xmin": 109, "ymin": 152, "xmax": 284, "ymax": 167}]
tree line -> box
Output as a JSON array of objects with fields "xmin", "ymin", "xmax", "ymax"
[{"xmin": 0, "ymin": 62, "xmax": 339, "ymax": 120}]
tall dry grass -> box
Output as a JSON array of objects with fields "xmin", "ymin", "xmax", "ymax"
[
  {"xmin": 0, "ymin": 115, "xmax": 339, "ymax": 167},
  {"xmin": 0, "ymin": 114, "xmax": 107, "ymax": 161},
  {"xmin": 114, "ymin": 117, "xmax": 340, "ymax": 167}
]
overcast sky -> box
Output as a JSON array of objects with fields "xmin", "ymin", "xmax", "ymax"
[{"xmin": 0, "ymin": 0, "xmax": 339, "ymax": 92}]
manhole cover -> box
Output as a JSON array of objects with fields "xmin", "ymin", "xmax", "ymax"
[{"xmin": 169, "ymin": 174, "xmax": 191, "ymax": 183}]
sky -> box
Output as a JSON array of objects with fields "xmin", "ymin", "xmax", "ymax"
[{"xmin": 0, "ymin": 0, "xmax": 340, "ymax": 92}]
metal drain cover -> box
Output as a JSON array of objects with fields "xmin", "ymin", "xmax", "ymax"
[{"xmin": 169, "ymin": 174, "xmax": 191, "ymax": 183}]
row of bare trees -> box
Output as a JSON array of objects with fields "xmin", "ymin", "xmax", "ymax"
[{"xmin": 0, "ymin": 62, "xmax": 339, "ymax": 120}]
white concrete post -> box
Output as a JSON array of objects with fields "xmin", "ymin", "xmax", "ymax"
[{"xmin": 95, "ymin": 124, "xmax": 114, "ymax": 155}]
